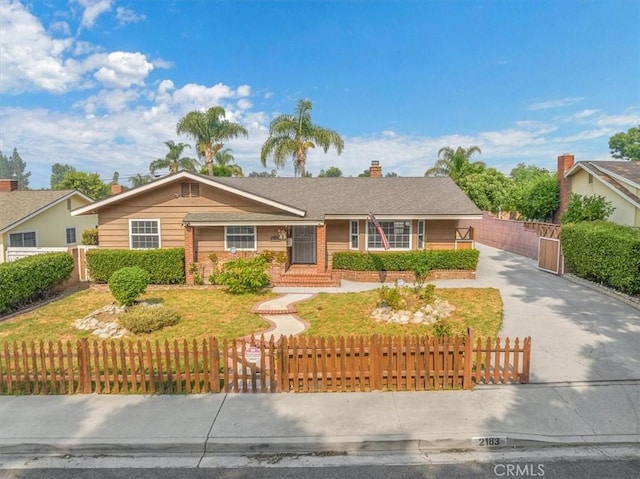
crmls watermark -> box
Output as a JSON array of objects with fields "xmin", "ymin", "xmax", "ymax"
[{"xmin": 494, "ymin": 463, "xmax": 545, "ymax": 477}]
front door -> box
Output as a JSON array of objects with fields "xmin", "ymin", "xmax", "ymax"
[{"xmin": 292, "ymin": 226, "xmax": 316, "ymax": 264}]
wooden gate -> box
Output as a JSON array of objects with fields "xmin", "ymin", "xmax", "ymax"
[{"xmin": 538, "ymin": 237, "xmax": 562, "ymax": 274}]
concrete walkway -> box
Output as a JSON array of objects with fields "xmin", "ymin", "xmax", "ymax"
[{"xmin": 250, "ymin": 293, "xmax": 313, "ymax": 337}]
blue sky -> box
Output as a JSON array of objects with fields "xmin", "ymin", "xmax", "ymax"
[{"xmin": 1, "ymin": 0, "xmax": 639, "ymax": 189}]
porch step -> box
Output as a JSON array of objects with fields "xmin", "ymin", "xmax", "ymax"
[{"xmin": 271, "ymin": 272, "xmax": 342, "ymax": 287}]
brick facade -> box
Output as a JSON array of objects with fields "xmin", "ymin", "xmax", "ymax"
[{"xmin": 555, "ymin": 153, "xmax": 575, "ymax": 223}]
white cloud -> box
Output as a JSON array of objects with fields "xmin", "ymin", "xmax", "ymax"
[
  {"xmin": 594, "ymin": 109, "xmax": 640, "ymax": 127},
  {"xmin": 50, "ymin": 21, "xmax": 71, "ymax": 35},
  {"xmin": 115, "ymin": 6, "xmax": 145, "ymax": 26},
  {"xmin": 79, "ymin": 88, "xmax": 141, "ymax": 113},
  {"xmin": 75, "ymin": 0, "xmax": 113, "ymax": 29},
  {"xmin": 0, "ymin": 0, "xmax": 76, "ymax": 93},
  {"xmin": 574, "ymin": 109, "xmax": 599, "ymax": 119},
  {"xmin": 528, "ymin": 97, "xmax": 583, "ymax": 111},
  {"xmin": 93, "ymin": 51, "xmax": 154, "ymax": 88},
  {"xmin": 237, "ymin": 98, "xmax": 252, "ymax": 110}
]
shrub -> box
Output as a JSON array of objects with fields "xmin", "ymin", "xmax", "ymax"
[
  {"xmin": 108, "ymin": 267, "xmax": 150, "ymax": 306},
  {"xmin": 561, "ymin": 220, "xmax": 640, "ymax": 294},
  {"xmin": 119, "ymin": 306, "xmax": 180, "ymax": 334},
  {"xmin": 377, "ymin": 284, "xmax": 437, "ymax": 312},
  {"xmin": 561, "ymin": 193, "xmax": 615, "ymax": 224},
  {"xmin": 213, "ymin": 256, "xmax": 269, "ymax": 294},
  {"xmin": 81, "ymin": 228, "xmax": 99, "ymax": 245},
  {"xmin": 0, "ymin": 253, "xmax": 74, "ymax": 315},
  {"xmin": 87, "ymin": 248, "xmax": 184, "ymax": 284},
  {"xmin": 333, "ymin": 249, "xmax": 479, "ymax": 272}
]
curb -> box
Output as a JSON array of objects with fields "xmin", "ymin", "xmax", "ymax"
[{"xmin": 3, "ymin": 434, "xmax": 639, "ymax": 457}]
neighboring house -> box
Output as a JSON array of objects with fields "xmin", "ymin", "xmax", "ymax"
[
  {"xmin": 557, "ymin": 154, "xmax": 640, "ymax": 226},
  {"xmin": 71, "ymin": 163, "xmax": 482, "ymax": 285},
  {"xmin": 0, "ymin": 179, "xmax": 97, "ymax": 263}
]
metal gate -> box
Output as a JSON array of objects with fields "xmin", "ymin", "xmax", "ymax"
[
  {"xmin": 538, "ymin": 237, "xmax": 562, "ymax": 274},
  {"xmin": 292, "ymin": 226, "xmax": 316, "ymax": 264}
]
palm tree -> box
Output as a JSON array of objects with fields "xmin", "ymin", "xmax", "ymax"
[
  {"xmin": 129, "ymin": 173, "xmax": 153, "ymax": 187},
  {"xmin": 425, "ymin": 146, "xmax": 484, "ymax": 180},
  {"xmin": 215, "ymin": 148, "xmax": 244, "ymax": 177},
  {"xmin": 260, "ymin": 99, "xmax": 344, "ymax": 177},
  {"xmin": 149, "ymin": 140, "xmax": 198, "ymax": 174},
  {"xmin": 176, "ymin": 107, "xmax": 248, "ymax": 176}
]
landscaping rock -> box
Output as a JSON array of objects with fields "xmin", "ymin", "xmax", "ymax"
[
  {"xmin": 73, "ymin": 303, "xmax": 129, "ymax": 339},
  {"xmin": 371, "ymin": 297, "xmax": 455, "ymax": 325}
]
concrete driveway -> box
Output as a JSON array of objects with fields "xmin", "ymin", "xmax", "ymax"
[{"xmin": 432, "ymin": 244, "xmax": 640, "ymax": 383}]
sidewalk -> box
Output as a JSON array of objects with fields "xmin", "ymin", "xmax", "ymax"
[{"xmin": 1, "ymin": 382, "xmax": 639, "ymax": 455}]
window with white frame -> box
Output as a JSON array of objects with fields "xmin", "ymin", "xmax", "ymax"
[
  {"xmin": 65, "ymin": 227, "xmax": 77, "ymax": 245},
  {"xmin": 9, "ymin": 231, "xmax": 36, "ymax": 247},
  {"xmin": 225, "ymin": 226, "xmax": 256, "ymax": 251},
  {"xmin": 129, "ymin": 220, "xmax": 160, "ymax": 249},
  {"xmin": 367, "ymin": 220, "xmax": 411, "ymax": 250},
  {"xmin": 417, "ymin": 221, "xmax": 425, "ymax": 249},
  {"xmin": 350, "ymin": 220, "xmax": 359, "ymax": 249}
]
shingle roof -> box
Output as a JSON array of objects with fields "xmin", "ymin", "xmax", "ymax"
[
  {"xmin": 211, "ymin": 176, "xmax": 482, "ymax": 220},
  {"xmin": 0, "ymin": 190, "xmax": 78, "ymax": 232},
  {"xmin": 72, "ymin": 171, "xmax": 483, "ymax": 220}
]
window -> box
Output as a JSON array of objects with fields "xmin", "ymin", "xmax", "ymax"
[
  {"xmin": 9, "ymin": 231, "xmax": 36, "ymax": 247},
  {"xmin": 181, "ymin": 182, "xmax": 200, "ymax": 197},
  {"xmin": 65, "ymin": 227, "xmax": 77, "ymax": 245},
  {"xmin": 67, "ymin": 198, "xmax": 72, "ymax": 210},
  {"xmin": 367, "ymin": 220, "xmax": 411, "ymax": 250},
  {"xmin": 588, "ymin": 174, "xmax": 593, "ymax": 184},
  {"xmin": 350, "ymin": 220, "xmax": 359, "ymax": 250},
  {"xmin": 129, "ymin": 220, "xmax": 160, "ymax": 249},
  {"xmin": 225, "ymin": 226, "xmax": 256, "ymax": 251},
  {"xmin": 417, "ymin": 221, "xmax": 425, "ymax": 249}
]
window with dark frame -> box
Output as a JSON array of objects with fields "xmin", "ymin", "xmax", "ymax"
[{"xmin": 181, "ymin": 182, "xmax": 200, "ymax": 197}]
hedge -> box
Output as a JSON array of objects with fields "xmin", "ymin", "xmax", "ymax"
[
  {"xmin": 0, "ymin": 253, "xmax": 74, "ymax": 315},
  {"xmin": 332, "ymin": 249, "xmax": 480, "ymax": 272},
  {"xmin": 86, "ymin": 248, "xmax": 185, "ymax": 284},
  {"xmin": 561, "ymin": 221, "xmax": 640, "ymax": 295}
]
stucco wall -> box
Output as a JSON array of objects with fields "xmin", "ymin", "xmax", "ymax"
[{"xmin": 570, "ymin": 168, "xmax": 639, "ymax": 227}]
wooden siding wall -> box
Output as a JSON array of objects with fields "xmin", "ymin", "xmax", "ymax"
[
  {"xmin": 195, "ymin": 225, "xmax": 288, "ymax": 260},
  {"xmin": 425, "ymin": 219, "xmax": 456, "ymax": 250},
  {"xmin": 326, "ymin": 220, "xmax": 350, "ymax": 266},
  {"xmin": 97, "ymin": 182, "xmax": 285, "ymax": 248}
]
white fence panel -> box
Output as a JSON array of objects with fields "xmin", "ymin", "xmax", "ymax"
[{"xmin": 6, "ymin": 247, "xmax": 69, "ymax": 263}]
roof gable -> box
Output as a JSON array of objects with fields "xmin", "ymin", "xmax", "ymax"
[
  {"xmin": 0, "ymin": 190, "xmax": 93, "ymax": 233},
  {"xmin": 566, "ymin": 161, "xmax": 640, "ymax": 209},
  {"xmin": 71, "ymin": 171, "xmax": 307, "ymax": 217}
]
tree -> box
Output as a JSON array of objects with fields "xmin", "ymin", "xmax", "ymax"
[
  {"xmin": 503, "ymin": 163, "xmax": 553, "ymax": 216},
  {"xmin": 54, "ymin": 171, "xmax": 110, "ymax": 200},
  {"xmin": 248, "ymin": 170, "xmax": 278, "ymax": 178},
  {"xmin": 518, "ymin": 173, "xmax": 559, "ymax": 221},
  {"xmin": 130, "ymin": 173, "xmax": 154, "ymax": 187},
  {"xmin": 260, "ymin": 99, "xmax": 344, "ymax": 177},
  {"xmin": 608, "ymin": 125, "xmax": 640, "ymax": 161},
  {"xmin": 149, "ymin": 140, "xmax": 198, "ymax": 174},
  {"xmin": 318, "ymin": 166, "xmax": 343, "ymax": 177},
  {"xmin": 176, "ymin": 107, "xmax": 248, "ymax": 176},
  {"xmin": 214, "ymin": 148, "xmax": 243, "ymax": 177},
  {"xmin": 51, "ymin": 163, "xmax": 76, "ymax": 189},
  {"xmin": 0, "ymin": 148, "xmax": 31, "ymax": 189},
  {"xmin": 456, "ymin": 168, "xmax": 510, "ymax": 213},
  {"xmin": 425, "ymin": 146, "xmax": 484, "ymax": 181},
  {"xmin": 561, "ymin": 194, "xmax": 615, "ymax": 224}
]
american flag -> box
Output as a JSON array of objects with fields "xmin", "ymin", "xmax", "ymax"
[{"xmin": 368, "ymin": 213, "xmax": 390, "ymax": 250}]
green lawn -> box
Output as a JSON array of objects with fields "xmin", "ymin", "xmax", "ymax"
[
  {"xmin": 296, "ymin": 288, "xmax": 503, "ymax": 340},
  {"xmin": 0, "ymin": 286, "xmax": 503, "ymax": 344}
]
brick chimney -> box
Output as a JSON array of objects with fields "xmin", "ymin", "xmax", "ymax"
[
  {"xmin": 0, "ymin": 179, "xmax": 18, "ymax": 192},
  {"xmin": 111, "ymin": 184, "xmax": 124, "ymax": 195},
  {"xmin": 556, "ymin": 153, "xmax": 575, "ymax": 222},
  {"xmin": 369, "ymin": 160, "xmax": 382, "ymax": 178}
]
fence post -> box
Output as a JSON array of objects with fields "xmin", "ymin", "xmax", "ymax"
[
  {"xmin": 463, "ymin": 328, "xmax": 473, "ymax": 390},
  {"xmin": 77, "ymin": 339, "xmax": 91, "ymax": 393},
  {"xmin": 522, "ymin": 337, "xmax": 531, "ymax": 383}
]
